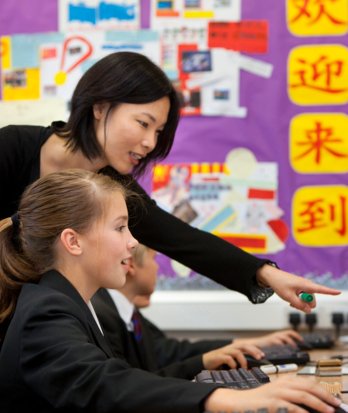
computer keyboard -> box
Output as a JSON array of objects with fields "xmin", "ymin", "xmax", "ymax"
[
  {"xmin": 197, "ymin": 368, "xmax": 348, "ymax": 413},
  {"xmin": 195, "ymin": 367, "xmax": 270, "ymax": 389},
  {"xmin": 258, "ymin": 344, "xmax": 310, "ymax": 365},
  {"xmin": 299, "ymin": 332, "xmax": 335, "ymax": 349}
]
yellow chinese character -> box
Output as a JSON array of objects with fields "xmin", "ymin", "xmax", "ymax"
[
  {"xmin": 290, "ymin": 113, "xmax": 348, "ymax": 173},
  {"xmin": 288, "ymin": 45, "xmax": 348, "ymax": 105},
  {"xmin": 292, "ymin": 186, "xmax": 348, "ymax": 246},
  {"xmin": 287, "ymin": 0, "xmax": 348, "ymax": 36}
]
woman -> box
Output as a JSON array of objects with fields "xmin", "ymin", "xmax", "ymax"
[
  {"xmin": 0, "ymin": 169, "xmax": 341, "ymax": 412},
  {"xmin": 0, "ymin": 52, "xmax": 340, "ymax": 325}
]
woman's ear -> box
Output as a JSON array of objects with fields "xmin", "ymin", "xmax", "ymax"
[
  {"xmin": 60, "ymin": 228, "xmax": 82, "ymax": 256},
  {"xmin": 93, "ymin": 103, "xmax": 107, "ymax": 120}
]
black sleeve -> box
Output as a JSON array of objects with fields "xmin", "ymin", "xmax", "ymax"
[
  {"xmin": 0, "ymin": 125, "xmax": 28, "ymax": 218},
  {"xmin": 143, "ymin": 316, "xmax": 230, "ymax": 365},
  {"xmin": 155, "ymin": 354, "xmax": 205, "ymax": 380},
  {"xmin": 99, "ymin": 167, "xmax": 273, "ymax": 303},
  {"xmin": 1, "ymin": 290, "xmax": 222, "ymax": 413},
  {"xmin": 0, "ymin": 124, "xmax": 47, "ymax": 219}
]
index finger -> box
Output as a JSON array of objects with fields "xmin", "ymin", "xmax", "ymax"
[{"xmin": 303, "ymin": 285, "xmax": 341, "ymax": 296}]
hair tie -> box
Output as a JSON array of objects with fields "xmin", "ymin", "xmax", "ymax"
[{"xmin": 11, "ymin": 213, "xmax": 20, "ymax": 232}]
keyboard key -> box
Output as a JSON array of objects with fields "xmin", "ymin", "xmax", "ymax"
[{"xmin": 195, "ymin": 367, "xmax": 269, "ymax": 389}]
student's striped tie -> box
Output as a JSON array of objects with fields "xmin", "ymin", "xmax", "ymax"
[{"xmin": 131, "ymin": 310, "xmax": 143, "ymax": 342}]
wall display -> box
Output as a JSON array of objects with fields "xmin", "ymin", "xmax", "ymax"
[
  {"xmin": 0, "ymin": 98, "xmax": 69, "ymax": 128},
  {"xmin": 0, "ymin": 30, "xmax": 160, "ymax": 102},
  {"xmin": 39, "ymin": 30, "xmax": 160, "ymax": 101},
  {"xmin": 152, "ymin": 0, "xmax": 273, "ymax": 116},
  {"xmin": 151, "ymin": 0, "xmax": 241, "ymax": 29},
  {"xmin": 59, "ymin": 0, "xmax": 141, "ymax": 31},
  {"xmin": 180, "ymin": 49, "xmax": 273, "ymax": 117},
  {"xmin": 151, "ymin": 149, "xmax": 289, "ymax": 289},
  {"xmin": 161, "ymin": 26, "xmax": 273, "ymax": 116},
  {"xmin": 145, "ymin": 0, "xmax": 348, "ymax": 289},
  {"xmin": 0, "ymin": 0, "xmax": 347, "ymax": 291}
]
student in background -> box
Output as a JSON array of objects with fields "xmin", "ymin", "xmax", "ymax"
[
  {"xmin": 92, "ymin": 244, "xmax": 305, "ymax": 380},
  {"xmin": 0, "ymin": 51, "xmax": 341, "ymax": 338},
  {"xmin": 0, "ymin": 169, "xmax": 340, "ymax": 413}
]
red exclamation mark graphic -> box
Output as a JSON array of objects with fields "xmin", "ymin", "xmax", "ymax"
[{"xmin": 55, "ymin": 35, "xmax": 93, "ymax": 86}]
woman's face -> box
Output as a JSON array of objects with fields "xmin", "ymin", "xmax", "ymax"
[{"xmin": 94, "ymin": 97, "xmax": 170, "ymax": 174}]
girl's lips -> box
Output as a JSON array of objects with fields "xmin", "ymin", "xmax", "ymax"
[
  {"xmin": 122, "ymin": 264, "xmax": 130, "ymax": 273},
  {"xmin": 121, "ymin": 258, "xmax": 130, "ymax": 272}
]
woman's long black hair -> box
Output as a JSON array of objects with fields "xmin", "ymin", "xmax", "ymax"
[{"xmin": 54, "ymin": 51, "xmax": 180, "ymax": 177}]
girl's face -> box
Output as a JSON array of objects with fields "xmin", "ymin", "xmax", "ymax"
[
  {"xmin": 94, "ymin": 97, "xmax": 170, "ymax": 174},
  {"xmin": 79, "ymin": 192, "xmax": 138, "ymax": 292}
]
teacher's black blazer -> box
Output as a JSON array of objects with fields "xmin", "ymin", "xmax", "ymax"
[
  {"xmin": 92, "ymin": 288, "xmax": 230, "ymax": 380},
  {"xmin": 0, "ymin": 270, "xmax": 220, "ymax": 413}
]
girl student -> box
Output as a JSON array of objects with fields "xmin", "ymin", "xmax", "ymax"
[{"xmin": 0, "ymin": 169, "xmax": 341, "ymax": 413}]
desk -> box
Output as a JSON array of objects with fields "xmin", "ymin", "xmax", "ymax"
[{"xmin": 269, "ymin": 343, "xmax": 348, "ymax": 404}]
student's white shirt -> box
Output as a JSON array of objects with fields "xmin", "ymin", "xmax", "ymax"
[
  {"xmin": 107, "ymin": 289, "xmax": 135, "ymax": 332},
  {"xmin": 87, "ymin": 300, "xmax": 104, "ymax": 335}
]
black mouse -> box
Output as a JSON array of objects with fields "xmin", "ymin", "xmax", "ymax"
[
  {"xmin": 244, "ymin": 355, "xmax": 271, "ymax": 368},
  {"xmin": 220, "ymin": 355, "xmax": 273, "ymax": 369},
  {"xmin": 221, "ymin": 355, "xmax": 270, "ymax": 369},
  {"xmin": 295, "ymin": 340, "xmax": 313, "ymax": 351}
]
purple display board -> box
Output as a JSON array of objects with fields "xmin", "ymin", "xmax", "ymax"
[
  {"xmin": 1, "ymin": 0, "xmax": 347, "ymax": 289},
  {"xmin": 0, "ymin": 0, "xmax": 58, "ymax": 35}
]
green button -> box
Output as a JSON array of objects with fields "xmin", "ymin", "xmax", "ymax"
[{"xmin": 299, "ymin": 292, "xmax": 314, "ymax": 303}]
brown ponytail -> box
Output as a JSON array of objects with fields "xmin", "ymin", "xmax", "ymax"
[
  {"xmin": 0, "ymin": 169, "xmax": 135, "ymax": 325},
  {"xmin": 0, "ymin": 217, "xmax": 38, "ymax": 324}
]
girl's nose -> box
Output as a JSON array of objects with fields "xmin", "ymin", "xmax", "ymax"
[{"xmin": 127, "ymin": 235, "xmax": 138, "ymax": 250}]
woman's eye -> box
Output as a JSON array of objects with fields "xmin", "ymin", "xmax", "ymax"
[{"xmin": 137, "ymin": 120, "xmax": 148, "ymax": 128}]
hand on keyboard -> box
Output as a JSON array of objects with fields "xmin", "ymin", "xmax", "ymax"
[
  {"xmin": 201, "ymin": 337, "xmax": 310, "ymax": 370},
  {"xmin": 203, "ymin": 375, "xmax": 342, "ymax": 413},
  {"xmin": 219, "ymin": 343, "xmax": 310, "ymax": 369},
  {"xmin": 258, "ymin": 344, "xmax": 310, "ymax": 365},
  {"xmin": 232, "ymin": 329, "xmax": 303, "ymax": 348},
  {"xmin": 297, "ymin": 333, "xmax": 335, "ymax": 350},
  {"xmin": 202, "ymin": 342, "xmax": 266, "ymax": 370}
]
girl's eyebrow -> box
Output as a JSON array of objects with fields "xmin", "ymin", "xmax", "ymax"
[{"xmin": 113, "ymin": 215, "xmax": 128, "ymax": 224}]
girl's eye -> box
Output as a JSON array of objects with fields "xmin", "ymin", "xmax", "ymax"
[{"xmin": 116, "ymin": 225, "xmax": 127, "ymax": 232}]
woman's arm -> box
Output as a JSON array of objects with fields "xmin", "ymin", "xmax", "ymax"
[
  {"xmin": 256, "ymin": 264, "xmax": 340, "ymax": 313},
  {"xmin": 132, "ymin": 184, "xmax": 272, "ymax": 301},
  {"xmin": 100, "ymin": 168, "xmax": 341, "ymax": 310}
]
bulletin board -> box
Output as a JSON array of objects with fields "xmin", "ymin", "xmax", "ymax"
[{"xmin": 0, "ymin": 0, "xmax": 347, "ymax": 291}]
